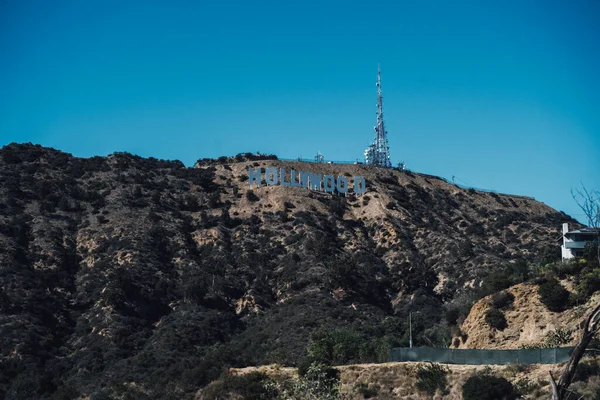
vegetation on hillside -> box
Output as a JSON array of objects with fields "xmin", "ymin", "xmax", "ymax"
[{"xmin": 0, "ymin": 143, "xmax": 593, "ymax": 399}]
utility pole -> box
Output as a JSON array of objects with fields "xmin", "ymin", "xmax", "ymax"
[{"xmin": 365, "ymin": 64, "xmax": 392, "ymax": 168}]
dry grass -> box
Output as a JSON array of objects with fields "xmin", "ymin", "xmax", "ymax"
[{"xmin": 231, "ymin": 361, "xmax": 567, "ymax": 399}]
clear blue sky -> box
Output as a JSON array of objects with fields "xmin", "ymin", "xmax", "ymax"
[{"xmin": 1, "ymin": 0, "xmax": 598, "ymax": 222}]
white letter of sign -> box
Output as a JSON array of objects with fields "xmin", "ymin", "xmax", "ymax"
[
  {"xmin": 336, "ymin": 176, "xmax": 348, "ymax": 194},
  {"xmin": 309, "ymin": 173, "xmax": 322, "ymax": 191},
  {"xmin": 248, "ymin": 168, "xmax": 261, "ymax": 186},
  {"xmin": 290, "ymin": 169, "xmax": 303, "ymax": 187},
  {"xmin": 280, "ymin": 168, "xmax": 291, "ymax": 186},
  {"xmin": 265, "ymin": 168, "xmax": 278, "ymax": 185},
  {"xmin": 323, "ymin": 175, "xmax": 335, "ymax": 193},
  {"xmin": 354, "ymin": 177, "xmax": 366, "ymax": 194}
]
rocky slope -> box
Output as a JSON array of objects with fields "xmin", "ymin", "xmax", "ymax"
[
  {"xmin": 0, "ymin": 143, "xmax": 575, "ymax": 399},
  {"xmin": 455, "ymin": 282, "xmax": 600, "ymax": 350}
]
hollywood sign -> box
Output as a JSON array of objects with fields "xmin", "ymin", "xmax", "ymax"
[{"xmin": 248, "ymin": 167, "xmax": 366, "ymax": 194}]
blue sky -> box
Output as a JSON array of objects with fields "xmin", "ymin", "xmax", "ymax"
[{"xmin": 1, "ymin": 0, "xmax": 598, "ymax": 222}]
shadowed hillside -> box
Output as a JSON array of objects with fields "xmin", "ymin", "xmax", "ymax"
[{"xmin": 0, "ymin": 143, "xmax": 576, "ymax": 399}]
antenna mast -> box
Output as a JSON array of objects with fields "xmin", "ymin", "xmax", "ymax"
[{"xmin": 365, "ymin": 64, "xmax": 392, "ymax": 168}]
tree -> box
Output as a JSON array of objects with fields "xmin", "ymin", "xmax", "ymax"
[
  {"xmin": 571, "ymin": 184, "xmax": 600, "ymax": 263},
  {"xmin": 549, "ymin": 302, "xmax": 600, "ymax": 400}
]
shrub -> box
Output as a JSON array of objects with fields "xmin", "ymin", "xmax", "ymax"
[
  {"xmin": 576, "ymin": 269, "xmax": 600, "ymax": 298},
  {"xmin": 536, "ymin": 245, "xmax": 562, "ymax": 266},
  {"xmin": 538, "ymin": 278, "xmax": 570, "ymax": 312},
  {"xmin": 445, "ymin": 292, "xmax": 476, "ymax": 327},
  {"xmin": 303, "ymin": 362, "xmax": 339, "ymax": 383},
  {"xmin": 445, "ymin": 308, "xmax": 460, "ymax": 326},
  {"xmin": 327, "ymin": 197, "xmax": 346, "ymax": 218},
  {"xmin": 415, "ymin": 363, "xmax": 450, "ymax": 396},
  {"xmin": 246, "ymin": 190, "xmax": 259, "ymax": 202},
  {"xmin": 297, "ymin": 357, "xmax": 316, "ymax": 378},
  {"xmin": 485, "ymin": 309, "xmax": 508, "ymax": 330},
  {"xmin": 545, "ymin": 328, "xmax": 572, "ymax": 347},
  {"xmin": 573, "ymin": 360, "xmax": 600, "ymax": 382},
  {"xmin": 491, "ymin": 291, "xmax": 515, "ymax": 309},
  {"xmin": 524, "ymin": 327, "xmax": 573, "ymax": 349},
  {"xmin": 421, "ymin": 323, "xmax": 452, "ymax": 348},
  {"xmin": 462, "ymin": 373, "xmax": 518, "ymax": 400},
  {"xmin": 277, "ymin": 363, "xmax": 340, "ymax": 400},
  {"xmin": 307, "ymin": 327, "xmax": 364, "ymax": 365}
]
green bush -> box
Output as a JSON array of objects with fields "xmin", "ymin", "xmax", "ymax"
[
  {"xmin": 462, "ymin": 373, "xmax": 518, "ymax": 400},
  {"xmin": 538, "ymin": 278, "xmax": 570, "ymax": 312},
  {"xmin": 522, "ymin": 327, "xmax": 572, "ymax": 349},
  {"xmin": 485, "ymin": 309, "xmax": 508, "ymax": 330},
  {"xmin": 276, "ymin": 362, "xmax": 340, "ymax": 400},
  {"xmin": 576, "ymin": 269, "xmax": 600, "ymax": 298},
  {"xmin": 415, "ymin": 363, "xmax": 450, "ymax": 396},
  {"xmin": 545, "ymin": 328, "xmax": 572, "ymax": 347},
  {"xmin": 307, "ymin": 327, "xmax": 364, "ymax": 365},
  {"xmin": 535, "ymin": 245, "xmax": 562, "ymax": 266},
  {"xmin": 372, "ymin": 335, "xmax": 405, "ymax": 363},
  {"xmin": 297, "ymin": 356, "xmax": 316, "ymax": 378}
]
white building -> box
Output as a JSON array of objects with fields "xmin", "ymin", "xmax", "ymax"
[{"xmin": 561, "ymin": 223, "xmax": 600, "ymax": 260}]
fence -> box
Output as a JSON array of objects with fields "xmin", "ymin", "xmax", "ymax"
[
  {"xmin": 389, "ymin": 347, "xmax": 574, "ymax": 365},
  {"xmin": 279, "ymin": 158, "xmax": 359, "ymax": 165}
]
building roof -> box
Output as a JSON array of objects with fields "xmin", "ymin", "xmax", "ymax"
[{"xmin": 565, "ymin": 227, "xmax": 600, "ymax": 236}]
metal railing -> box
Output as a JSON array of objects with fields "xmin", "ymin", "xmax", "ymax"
[{"xmin": 279, "ymin": 158, "xmax": 361, "ymax": 165}]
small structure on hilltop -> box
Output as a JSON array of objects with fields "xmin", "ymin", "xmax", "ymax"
[
  {"xmin": 364, "ymin": 64, "xmax": 392, "ymax": 168},
  {"xmin": 314, "ymin": 152, "xmax": 325, "ymax": 163},
  {"xmin": 561, "ymin": 222, "xmax": 600, "ymax": 259}
]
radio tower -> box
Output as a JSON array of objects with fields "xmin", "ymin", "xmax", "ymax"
[{"xmin": 364, "ymin": 64, "xmax": 392, "ymax": 168}]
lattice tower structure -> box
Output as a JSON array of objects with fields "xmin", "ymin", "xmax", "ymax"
[{"xmin": 365, "ymin": 64, "xmax": 392, "ymax": 167}]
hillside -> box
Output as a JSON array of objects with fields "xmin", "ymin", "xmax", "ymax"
[
  {"xmin": 221, "ymin": 362, "xmax": 567, "ymax": 399},
  {"xmin": 0, "ymin": 143, "xmax": 577, "ymax": 399},
  {"xmin": 456, "ymin": 282, "xmax": 600, "ymax": 350}
]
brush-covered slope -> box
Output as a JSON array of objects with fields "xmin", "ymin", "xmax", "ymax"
[
  {"xmin": 0, "ymin": 143, "xmax": 573, "ymax": 399},
  {"xmin": 456, "ymin": 282, "xmax": 600, "ymax": 350}
]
